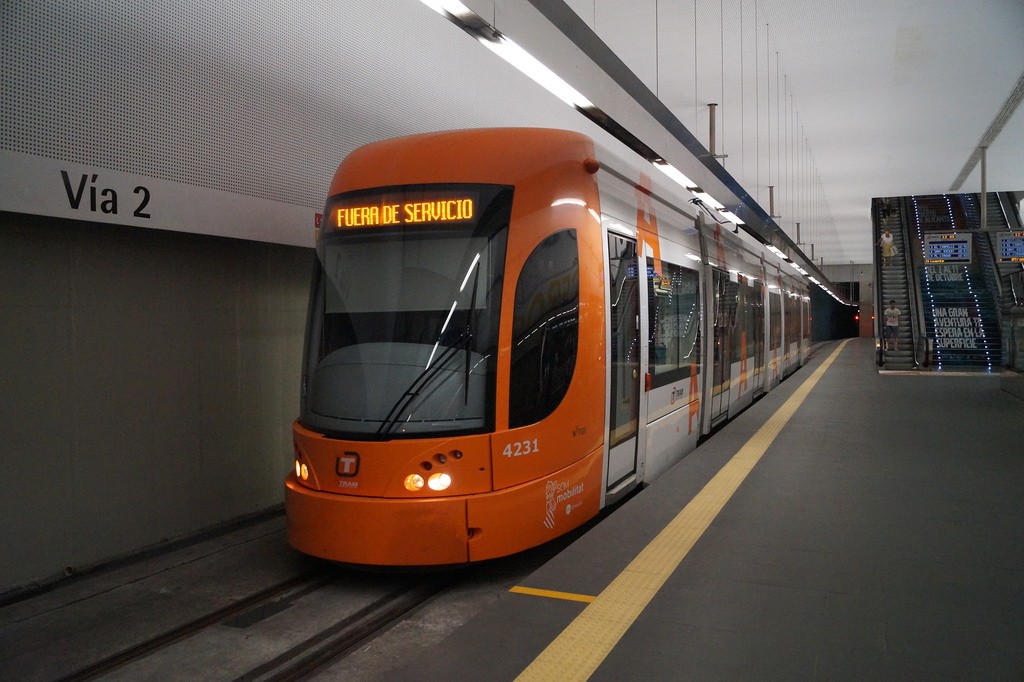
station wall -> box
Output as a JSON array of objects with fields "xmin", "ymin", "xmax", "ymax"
[
  {"xmin": 0, "ymin": 0, "xmax": 570, "ymax": 596},
  {"xmin": 0, "ymin": 213, "xmax": 310, "ymax": 593},
  {"xmin": 1, "ymin": 0, "xmax": 386, "ymax": 594}
]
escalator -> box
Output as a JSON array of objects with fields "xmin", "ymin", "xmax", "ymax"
[
  {"xmin": 874, "ymin": 192, "xmax": 1023, "ymax": 372},
  {"xmin": 909, "ymin": 194, "xmax": 1001, "ymax": 370},
  {"xmin": 874, "ymin": 198, "xmax": 916, "ymax": 369}
]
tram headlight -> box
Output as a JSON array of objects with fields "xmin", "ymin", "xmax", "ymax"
[
  {"xmin": 294, "ymin": 459, "xmax": 309, "ymax": 482},
  {"xmin": 427, "ymin": 473, "xmax": 452, "ymax": 491},
  {"xmin": 404, "ymin": 474, "xmax": 425, "ymax": 491}
]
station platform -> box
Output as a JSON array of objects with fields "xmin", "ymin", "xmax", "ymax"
[{"xmin": 397, "ymin": 337, "xmax": 1024, "ymax": 680}]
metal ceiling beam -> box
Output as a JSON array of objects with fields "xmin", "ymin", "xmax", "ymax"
[
  {"xmin": 949, "ymin": 69, "xmax": 1024, "ymax": 192},
  {"xmin": 524, "ymin": 0, "xmax": 835, "ymax": 289}
]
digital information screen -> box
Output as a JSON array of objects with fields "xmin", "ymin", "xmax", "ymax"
[
  {"xmin": 924, "ymin": 232, "xmax": 971, "ymax": 264},
  {"xmin": 997, "ymin": 231, "xmax": 1024, "ymax": 263}
]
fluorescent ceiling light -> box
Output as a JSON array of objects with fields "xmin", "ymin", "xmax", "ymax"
[
  {"xmin": 419, "ymin": 0, "xmax": 476, "ymax": 20},
  {"xmin": 719, "ymin": 210, "xmax": 745, "ymax": 225},
  {"xmin": 479, "ymin": 35, "xmax": 593, "ymax": 110},
  {"xmin": 419, "ymin": 0, "xmax": 593, "ymax": 110},
  {"xmin": 691, "ymin": 191, "xmax": 725, "ymax": 211},
  {"xmin": 653, "ymin": 161, "xmax": 697, "ymax": 189}
]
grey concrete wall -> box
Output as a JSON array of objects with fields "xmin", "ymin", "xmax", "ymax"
[{"xmin": 0, "ymin": 213, "xmax": 311, "ymax": 593}]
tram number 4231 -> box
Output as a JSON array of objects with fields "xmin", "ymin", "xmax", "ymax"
[{"xmin": 502, "ymin": 438, "xmax": 540, "ymax": 458}]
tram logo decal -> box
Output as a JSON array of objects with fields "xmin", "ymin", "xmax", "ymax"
[
  {"xmin": 335, "ymin": 452, "xmax": 359, "ymax": 477},
  {"xmin": 543, "ymin": 479, "xmax": 585, "ymax": 529}
]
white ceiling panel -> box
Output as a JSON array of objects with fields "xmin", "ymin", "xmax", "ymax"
[
  {"xmin": 3, "ymin": 0, "xmax": 1019, "ymax": 264},
  {"xmin": 524, "ymin": 0, "xmax": 1024, "ymax": 263}
]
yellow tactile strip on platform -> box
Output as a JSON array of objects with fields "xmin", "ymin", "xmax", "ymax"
[{"xmin": 515, "ymin": 340, "xmax": 851, "ymax": 681}]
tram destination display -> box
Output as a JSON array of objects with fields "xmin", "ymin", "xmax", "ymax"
[{"xmin": 332, "ymin": 196, "xmax": 475, "ymax": 228}]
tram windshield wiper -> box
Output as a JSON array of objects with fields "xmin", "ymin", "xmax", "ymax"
[
  {"xmin": 376, "ymin": 330, "xmax": 471, "ymax": 436},
  {"xmin": 463, "ymin": 265, "xmax": 480, "ymax": 405}
]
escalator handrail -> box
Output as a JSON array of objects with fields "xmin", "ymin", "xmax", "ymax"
[
  {"xmin": 902, "ymin": 196, "xmax": 927, "ymax": 368},
  {"xmin": 872, "ymin": 201, "xmax": 884, "ymax": 364}
]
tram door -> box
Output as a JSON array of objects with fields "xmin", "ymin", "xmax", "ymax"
[
  {"xmin": 606, "ymin": 234, "xmax": 641, "ymax": 490},
  {"xmin": 709, "ymin": 268, "xmax": 733, "ymax": 426}
]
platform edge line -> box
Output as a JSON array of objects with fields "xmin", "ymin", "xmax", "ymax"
[
  {"xmin": 508, "ymin": 586, "xmax": 597, "ymax": 603},
  {"xmin": 514, "ymin": 339, "xmax": 851, "ymax": 681}
]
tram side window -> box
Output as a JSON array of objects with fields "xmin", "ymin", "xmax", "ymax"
[
  {"xmin": 785, "ymin": 294, "xmax": 800, "ymax": 345},
  {"xmin": 730, "ymin": 276, "xmax": 760, "ymax": 361},
  {"xmin": 647, "ymin": 259, "xmax": 701, "ymax": 388},
  {"xmin": 509, "ymin": 230, "xmax": 580, "ymax": 428},
  {"xmin": 803, "ymin": 299, "xmax": 812, "ymax": 341},
  {"xmin": 769, "ymin": 291, "xmax": 782, "ymax": 350}
]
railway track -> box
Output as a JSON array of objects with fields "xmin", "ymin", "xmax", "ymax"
[
  {"xmin": 235, "ymin": 578, "xmax": 448, "ymax": 682},
  {"xmin": 55, "ymin": 570, "xmax": 450, "ymax": 682},
  {"xmin": 2, "ymin": 515, "xmax": 582, "ymax": 681}
]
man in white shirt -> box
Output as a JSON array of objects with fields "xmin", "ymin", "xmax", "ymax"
[{"xmin": 883, "ymin": 300, "xmax": 901, "ymax": 351}]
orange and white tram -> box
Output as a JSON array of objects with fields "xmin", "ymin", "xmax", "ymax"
[{"xmin": 285, "ymin": 128, "xmax": 810, "ymax": 566}]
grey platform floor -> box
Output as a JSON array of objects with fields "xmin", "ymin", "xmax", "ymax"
[{"xmin": 394, "ymin": 338, "xmax": 1024, "ymax": 681}]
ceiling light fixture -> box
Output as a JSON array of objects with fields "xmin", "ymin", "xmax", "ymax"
[
  {"xmin": 418, "ymin": 0, "xmax": 476, "ymax": 21},
  {"xmin": 690, "ymin": 191, "xmax": 725, "ymax": 211},
  {"xmin": 653, "ymin": 160, "xmax": 697, "ymax": 189},
  {"xmin": 719, "ymin": 210, "xmax": 745, "ymax": 225},
  {"xmin": 420, "ymin": 0, "xmax": 593, "ymax": 110},
  {"xmin": 478, "ymin": 35, "xmax": 594, "ymax": 110}
]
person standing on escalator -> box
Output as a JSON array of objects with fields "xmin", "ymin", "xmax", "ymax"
[
  {"xmin": 883, "ymin": 300, "xmax": 901, "ymax": 352},
  {"xmin": 878, "ymin": 229, "xmax": 895, "ymax": 266}
]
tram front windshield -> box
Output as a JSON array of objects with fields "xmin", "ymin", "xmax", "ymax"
[{"xmin": 302, "ymin": 184, "xmax": 511, "ymax": 438}]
